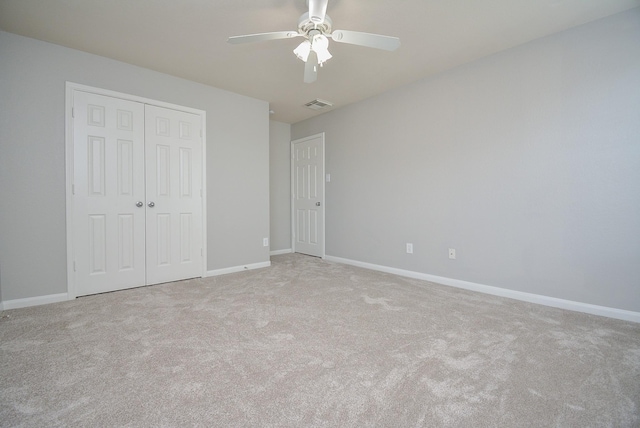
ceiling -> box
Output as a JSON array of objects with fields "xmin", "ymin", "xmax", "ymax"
[{"xmin": 1, "ymin": 0, "xmax": 638, "ymax": 124}]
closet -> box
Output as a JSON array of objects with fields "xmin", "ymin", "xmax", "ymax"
[{"xmin": 68, "ymin": 87, "xmax": 204, "ymax": 297}]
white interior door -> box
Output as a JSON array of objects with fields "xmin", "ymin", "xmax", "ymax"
[
  {"xmin": 145, "ymin": 105, "xmax": 203, "ymax": 285},
  {"xmin": 72, "ymin": 91, "xmax": 146, "ymax": 296},
  {"xmin": 292, "ymin": 133, "xmax": 325, "ymax": 257}
]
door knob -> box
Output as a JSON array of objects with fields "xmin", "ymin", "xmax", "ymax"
[
  {"xmin": 136, "ymin": 201, "xmax": 143, "ymax": 207},
  {"xmin": 148, "ymin": 201, "xmax": 155, "ymax": 208},
  {"xmin": 316, "ymin": 202, "xmax": 321, "ymax": 206}
]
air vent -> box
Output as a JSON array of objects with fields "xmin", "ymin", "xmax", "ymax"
[{"xmin": 304, "ymin": 99, "xmax": 333, "ymax": 110}]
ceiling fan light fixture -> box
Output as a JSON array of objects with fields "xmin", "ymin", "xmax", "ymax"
[{"xmin": 293, "ymin": 40, "xmax": 312, "ymax": 62}]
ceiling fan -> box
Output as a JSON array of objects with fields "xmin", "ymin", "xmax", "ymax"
[{"xmin": 228, "ymin": 0, "xmax": 400, "ymax": 83}]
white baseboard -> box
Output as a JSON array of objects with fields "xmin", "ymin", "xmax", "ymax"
[
  {"xmin": 325, "ymin": 255, "xmax": 640, "ymax": 323},
  {"xmin": 270, "ymin": 249, "xmax": 292, "ymax": 256},
  {"xmin": 1, "ymin": 293, "xmax": 71, "ymax": 311},
  {"xmin": 205, "ymin": 261, "xmax": 271, "ymax": 277},
  {"xmin": 3, "ymin": 262, "xmax": 272, "ymax": 309}
]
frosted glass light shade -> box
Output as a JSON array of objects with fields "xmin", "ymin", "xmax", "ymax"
[
  {"xmin": 311, "ymin": 34, "xmax": 332, "ymax": 65},
  {"xmin": 294, "ymin": 40, "xmax": 312, "ymax": 62}
]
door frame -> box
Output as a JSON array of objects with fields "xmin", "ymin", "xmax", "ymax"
[
  {"xmin": 65, "ymin": 82, "xmax": 207, "ymax": 299},
  {"xmin": 290, "ymin": 132, "xmax": 326, "ymax": 258}
]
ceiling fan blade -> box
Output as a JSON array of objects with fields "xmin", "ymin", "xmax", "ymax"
[
  {"xmin": 304, "ymin": 51, "xmax": 318, "ymax": 83},
  {"xmin": 227, "ymin": 31, "xmax": 300, "ymax": 44},
  {"xmin": 308, "ymin": 0, "xmax": 329, "ymax": 24},
  {"xmin": 330, "ymin": 30, "xmax": 400, "ymax": 51}
]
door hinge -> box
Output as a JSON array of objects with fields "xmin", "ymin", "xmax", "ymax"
[
  {"xmin": 201, "ymin": 248, "xmax": 203, "ymax": 257},
  {"xmin": 200, "ymin": 188, "xmax": 203, "ymax": 197},
  {"xmin": 72, "ymin": 184, "xmax": 75, "ymax": 195},
  {"xmin": 73, "ymin": 261, "xmax": 77, "ymax": 272},
  {"xmin": 72, "ymin": 107, "xmax": 75, "ymax": 118}
]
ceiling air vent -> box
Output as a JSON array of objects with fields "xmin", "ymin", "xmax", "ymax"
[{"xmin": 305, "ymin": 99, "xmax": 333, "ymax": 110}]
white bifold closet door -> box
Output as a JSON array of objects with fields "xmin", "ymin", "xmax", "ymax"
[{"xmin": 72, "ymin": 90, "xmax": 202, "ymax": 297}]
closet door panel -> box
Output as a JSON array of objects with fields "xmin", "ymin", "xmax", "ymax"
[
  {"xmin": 145, "ymin": 105, "xmax": 203, "ymax": 285},
  {"xmin": 73, "ymin": 91, "xmax": 146, "ymax": 296}
]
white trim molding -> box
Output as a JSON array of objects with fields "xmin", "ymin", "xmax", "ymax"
[
  {"xmin": 1, "ymin": 293, "xmax": 71, "ymax": 311},
  {"xmin": 270, "ymin": 249, "xmax": 292, "ymax": 256},
  {"xmin": 325, "ymin": 255, "xmax": 640, "ymax": 323},
  {"xmin": 205, "ymin": 261, "xmax": 271, "ymax": 277}
]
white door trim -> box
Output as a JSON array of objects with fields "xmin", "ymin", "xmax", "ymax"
[
  {"xmin": 290, "ymin": 132, "xmax": 325, "ymax": 258},
  {"xmin": 65, "ymin": 82, "xmax": 207, "ymax": 298}
]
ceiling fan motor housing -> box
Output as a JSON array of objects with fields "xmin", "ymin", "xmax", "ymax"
[{"xmin": 298, "ymin": 12, "xmax": 332, "ymax": 38}]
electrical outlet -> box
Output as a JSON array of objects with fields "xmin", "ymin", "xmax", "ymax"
[
  {"xmin": 406, "ymin": 243, "xmax": 413, "ymax": 254},
  {"xmin": 449, "ymin": 248, "xmax": 456, "ymax": 259},
  {"xmin": 263, "ymin": 238, "xmax": 269, "ymax": 247}
]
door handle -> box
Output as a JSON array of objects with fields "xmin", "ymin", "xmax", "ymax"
[
  {"xmin": 316, "ymin": 202, "xmax": 321, "ymax": 206},
  {"xmin": 136, "ymin": 201, "xmax": 143, "ymax": 208},
  {"xmin": 148, "ymin": 201, "xmax": 155, "ymax": 208}
]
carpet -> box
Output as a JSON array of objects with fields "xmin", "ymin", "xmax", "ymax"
[{"xmin": 1, "ymin": 253, "xmax": 639, "ymax": 427}]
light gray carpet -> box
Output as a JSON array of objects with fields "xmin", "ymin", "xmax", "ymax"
[{"xmin": 1, "ymin": 253, "xmax": 639, "ymax": 427}]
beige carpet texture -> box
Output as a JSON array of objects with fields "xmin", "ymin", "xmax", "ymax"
[{"xmin": 1, "ymin": 253, "xmax": 639, "ymax": 427}]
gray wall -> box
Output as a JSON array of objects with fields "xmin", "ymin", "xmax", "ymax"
[
  {"xmin": 0, "ymin": 31, "xmax": 270, "ymax": 301},
  {"xmin": 269, "ymin": 120, "xmax": 292, "ymax": 252},
  {"xmin": 292, "ymin": 9, "xmax": 640, "ymax": 312}
]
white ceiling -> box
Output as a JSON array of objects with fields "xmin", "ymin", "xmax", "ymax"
[{"xmin": 1, "ymin": 0, "xmax": 638, "ymax": 123}]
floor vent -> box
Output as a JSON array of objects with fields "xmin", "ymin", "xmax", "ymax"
[{"xmin": 305, "ymin": 99, "xmax": 333, "ymax": 110}]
